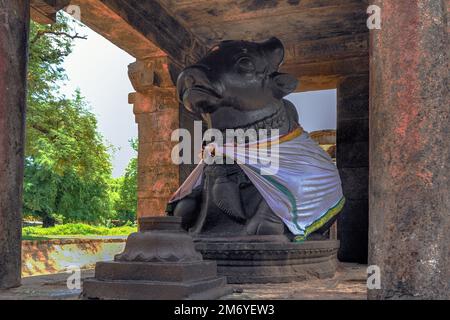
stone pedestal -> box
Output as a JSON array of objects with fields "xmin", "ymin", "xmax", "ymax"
[
  {"xmin": 82, "ymin": 217, "xmax": 232, "ymax": 300},
  {"xmin": 195, "ymin": 237, "xmax": 340, "ymax": 284}
]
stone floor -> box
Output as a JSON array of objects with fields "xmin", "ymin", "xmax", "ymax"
[
  {"xmin": 224, "ymin": 263, "xmax": 367, "ymax": 300},
  {"xmin": 0, "ymin": 263, "xmax": 367, "ymax": 300}
]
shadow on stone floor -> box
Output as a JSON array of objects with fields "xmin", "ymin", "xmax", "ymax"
[
  {"xmin": 0, "ymin": 263, "xmax": 367, "ymax": 300},
  {"xmin": 223, "ymin": 263, "xmax": 367, "ymax": 300}
]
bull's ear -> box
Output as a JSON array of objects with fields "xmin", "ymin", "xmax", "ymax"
[
  {"xmin": 271, "ymin": 73, "xmax": 298, "ymax": 98},
  {"xmin": 262, "ymin": 37, "xmax": 284, "ymax": 72}
]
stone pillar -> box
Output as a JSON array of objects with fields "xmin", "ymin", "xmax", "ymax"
[
  {"xmin": 369, "ymin": 0, "xmax": 449, "ymax": 299},
  {"xmin": 128, "ymin": 57, "xmax": 180, "ymax": 221},
  {"xmin": 0, "ymin": 0, "xmax": 30, "ymax": 288},
  {"xmin": 336, "ymin": 73, "xmax": 369, "ymax": 263}
]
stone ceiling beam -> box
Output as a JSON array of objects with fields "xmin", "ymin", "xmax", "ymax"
[
  {"xmin": 281, "ymin": 33, "xmax": 369, "ymax": 91},
  {"xmin": 96, "ymin": 0, "xmax": 207, "ymax": 65},
  {"xmin": 283, "ymin": 33, "xmax": 368, "ymax": 66},
  {"xmin": 31, "ymin": 0, "xmax": 368, "ymax": 83},
  {"xmin": 33, "ymin": 0, "xmax": 207, "ymax": 66},
  {"xmin": 162, "ymin": 0, "xmax": 369, "ymax": 23},
  {"xmin": 282, "ymin": 56, "xmax": 369, "ymax": 92},
  {"xmin": 178, "ymin": 3, "xmax": 368, "ymax": 45},
  {"xmin": 66, "ymin": 0, "xmax": 165, "ymax": 61},
  {"xmin": 30, "ymin": 0, "xmax": 70, "ymax": 24}
]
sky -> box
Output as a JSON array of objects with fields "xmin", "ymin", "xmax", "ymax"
[
  {"xmin": 287, "ymin": 90, "xmax": 337, "ymax": 133},
  {"xmin": 61, "ymin": 20, "xmax": 336, "ymax": 177},
  {"xmin": 61, "ymin": 21, "xmax": 137, "ymax": 177}
]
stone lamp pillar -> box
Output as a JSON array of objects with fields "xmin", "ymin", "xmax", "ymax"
[{"xmin": 83, "ymin": 216, "xmax": 232, "ymax": 299}]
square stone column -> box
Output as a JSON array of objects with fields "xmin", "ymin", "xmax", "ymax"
[
  {"xmin": 128, "ymin": 57, "xmax": 180, "ymax": 220},
  {"xmin": 0, "ymin": 0, "xmax": 30, "ymax": 289},
  {"xmin": 369, "ymin": 0, "xmax": 449, "ymax": 299},
  {"xmin": 336, "ymin": 73, "xmax": 369, "ymax": 263}
]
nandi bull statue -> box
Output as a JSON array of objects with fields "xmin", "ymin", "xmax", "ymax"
[{"xmin": 167, "ymin": 37, "xmax": 344, "ymax": 242}]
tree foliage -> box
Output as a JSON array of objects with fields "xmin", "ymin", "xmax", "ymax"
[
  {"xmin": 112, "ymin": 139, "xmax": 138, "ymax": 223},
  {"xmin": 24, "ymin": 14, "xmax": 114, "ymax": 226}
]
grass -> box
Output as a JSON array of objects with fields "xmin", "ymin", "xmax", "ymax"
[
  {"xmin": 22, "ymin": 223, "xmax": 137, "ymax": 240},
  {"xmin": 22, "ymin": 235, "xmax": 53, "ymax": 241}
]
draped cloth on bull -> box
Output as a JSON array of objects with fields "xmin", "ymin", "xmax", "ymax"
[{"xmin": 169, "ymin": 127, "xmax": 345, "ymax": 241}]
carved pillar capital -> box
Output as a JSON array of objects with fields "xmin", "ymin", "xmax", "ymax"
[
  {"xmin": 128, "ymin": 56, "xmax": 179, "ymax": 115},
  {"xmin": 128, "ymin": 56, "xmax": 175, "ymax": 92},
  {"xmin": 128, "ymin": 87, "xmax": 177, "ymax": 116}
]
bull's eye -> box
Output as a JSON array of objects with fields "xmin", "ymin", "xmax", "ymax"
[{"xmin": 236, "ymin": 57, "xmax": 255, "ymax": 73}]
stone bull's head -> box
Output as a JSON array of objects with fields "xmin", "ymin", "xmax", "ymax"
[{"xmin": 177, "ymin": 37, "xmax": 298, "ymax": 130}]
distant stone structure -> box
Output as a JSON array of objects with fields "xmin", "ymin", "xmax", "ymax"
[
  {"xmin": 309, "ymin": 130, "xmax": 336, "ymax": 159},
  {"xmin": 0, "ymin": 0, "xmax": 448, "ymax": 299}
]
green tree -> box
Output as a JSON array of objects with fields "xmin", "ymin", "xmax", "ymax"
[
  {"xmin": 113, "ymin": 139, "xmax": 138, "ymax": 223},
  {"xmin": 24, "ymin": 13, "xmax": 114, "ymax": 227}
]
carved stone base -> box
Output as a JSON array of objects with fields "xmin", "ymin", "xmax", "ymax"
[
  {"xmin": 195, "ymin": 239, "xmax": 340, "ymax": 284},
  {"xmin": 82, "ymin": 261, "xmax": 231, "ymax": 300},
  {"xmin": 82, "ymin": 217, "xmax": 232, "ymax": 300}
]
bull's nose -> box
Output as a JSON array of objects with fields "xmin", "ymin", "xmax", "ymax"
[
  {"xmin": 178, "ymin": 66, "xmax": 211, "ymax": 89},
  {"xmin": 177, "ymin": 66, "xmax": 215, "ymax": 102}
]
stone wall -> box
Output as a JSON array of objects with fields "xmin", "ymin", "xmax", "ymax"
[{"xmin": 22, "ymin": 238, "xmax": 126, "ymax": 277}]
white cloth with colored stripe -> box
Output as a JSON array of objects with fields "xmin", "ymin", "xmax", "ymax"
[{"xmin": 169, "ymin": 127, "xmax": 345, "ymax": 240}]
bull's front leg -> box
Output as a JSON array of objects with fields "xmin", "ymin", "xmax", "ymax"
[
  {"xmin": 245, "ymin": 197, "xmax": 286, "ymax": 236},
  {"xmin": 167, "ymin": 184, "xmax": 203, "ymax": 231}
]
